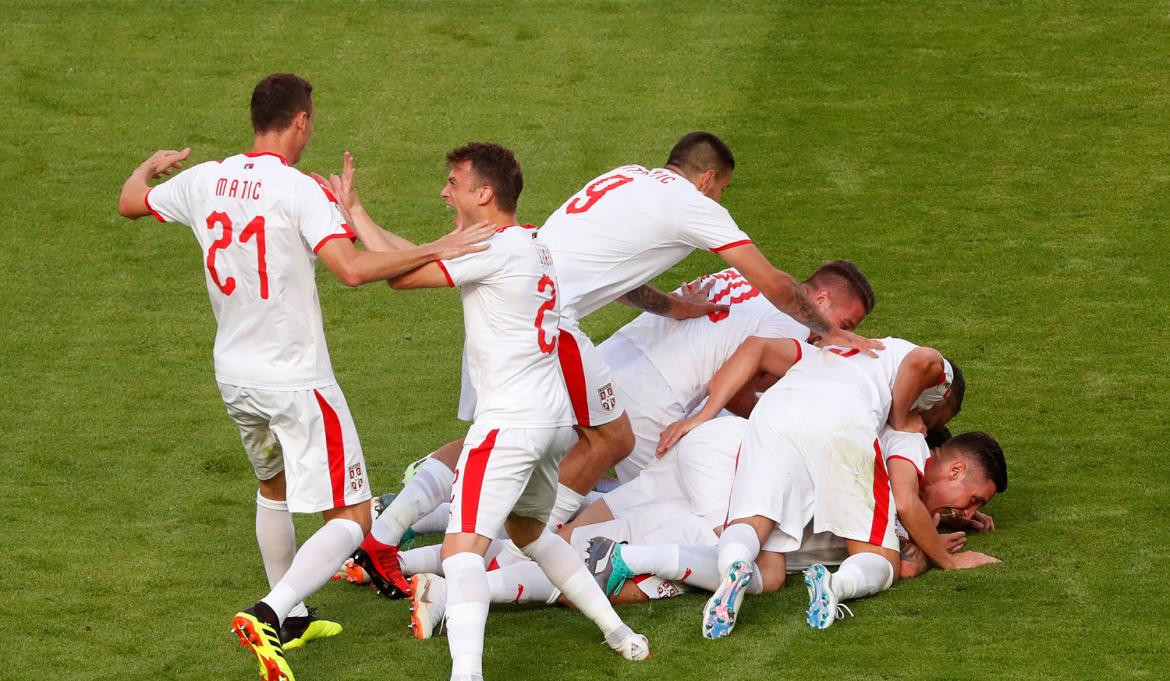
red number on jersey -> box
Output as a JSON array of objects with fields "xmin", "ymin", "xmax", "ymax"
[
  {"xmin": 565, "ymin": 174, "xmax": 634, "ymax": 214},
  {"xmin": 205, "ymin": 212, "xmax": 236, "ymax": 296},
  {"xmin": 534, "ymin": 274, "xmax": 558, "ymax": 353},
  {"xmin": 239, "ymin": 216, "xmax": 268, "ymax": 300},
  {"xmin": 688, "ymin": 271, "xmax": 762, "ymax": 323},
  {"xmin": 204, "ymin": 212, "xmax": 269, "ymax": 299},
  {"xmin": 829, "ymin": 347, "xmax": 860, "ymax": 358}
]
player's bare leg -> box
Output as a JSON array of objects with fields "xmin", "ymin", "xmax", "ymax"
[
  {"xmin": 548, "ymin": 416, "xmax": 635, "ymax": 528},
  {"xmin": 804, "ymin": 540, "xmax": 897, "ymax": 630},
  {"xmin": 354, "ymin": 437, "xmax": 464, "ymax": 597}
]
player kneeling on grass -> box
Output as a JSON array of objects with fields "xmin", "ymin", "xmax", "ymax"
[
  {"xmin": 657, "ymin": 335, "xmax": 1001, "ymax": 639},
  {"xmin": 328, "ymin": 144, "xmax": 649, "ymax": 680},
  {"xmin": 116, "ymin": 73, "xmax": 493, "ymax": 681}
]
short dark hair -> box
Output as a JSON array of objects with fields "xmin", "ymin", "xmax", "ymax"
[
  {"xmin": 251, "ymin": 73, "xmax": 313, "ymax": 134},
  {"xmin": 943, "ymin": 355, "xmax": 965, "ymax": 416},
  {"xmin": 805, "ymin": 260, "xmax": 876, "ymax": 314},
  {"xmin": 925, "ymin": 426, "xmax": 952, "ymax": 449},
  {"xmin": 948, "ymin": 431, "xmax": 1007, "ymax": 493},
  {"xmin": 665, "ymin": 132, "xmax": 735, "ymax": 178},
  {"xmin": 445, "ymin": 142, "xmax": 524, "ymax": 214}
]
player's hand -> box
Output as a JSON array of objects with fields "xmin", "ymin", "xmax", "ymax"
[
  {"xmin": 139, "ymin": 147, "xmax": 191, "ymax": 179},
  {"xmin": 816, "ymin": 327, "xmax": 884, "ymax": 358},
  {"xmin": 941, "ymin": 531, "xmax": 967, "ymax": 553},
  {"xmin": 665, "ymin": 277, "xmax": 729, "ymax": 320},
  {"xmin": 657, "ymin": 415, "xmax": 705, "ymax": 457},
  {"xmin": 328, "ymin": 151, "xmax": 363, "ymax": 218},
  {"xmin": 941, "ymin": 510, "xmax": 996, "ymax": 533},
  {"xmin": 945, "ymin": 550, "xmax": 1001, "ymax": 569},
  {"xmin": 433, "ymin": 220, "xmax": 496, "ymax": 260}
]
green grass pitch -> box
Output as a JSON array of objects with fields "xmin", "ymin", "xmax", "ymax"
[{"xmin": 2, "ymin": 1, "xmax": 1168, "ymax": 679}]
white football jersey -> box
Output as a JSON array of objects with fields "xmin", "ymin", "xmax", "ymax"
[
  {"xmin": 539, "ymin": 165, "xmax": 751, "ymax": 322},
  {"xmin": 775, "ymin": 337, "xmax": 951, "ymax": 428},
  {"xmin": 145, "ymin": 152, "xmax": 354, "ymax": 390},
  {"xmin": 613, "ymin": 268, "xmax": 809, "ymax": 411},
  {"xmin": 877, "ymin": 425, "xmax": 932, "ymax": 478},
  {"xmin": 438, "ymin": 226, "xmax": 574, "ymax": 429}
]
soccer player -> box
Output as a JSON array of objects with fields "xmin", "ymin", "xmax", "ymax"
[
  {"xmin": 331, "ymin": 143, "xmax": 650, "ymax": 680},
  {"xmin": 115, "ymin": 73, "xmax": 493, "ymax": 681},
  {"xmin": 656, "ymin": 335, "xmax": 1000, "ymax": 638},
  {"xmin": 597, "ymin": 261, "xmax": 874, "ymax": 483}
]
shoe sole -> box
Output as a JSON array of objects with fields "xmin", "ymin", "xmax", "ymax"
[
  {"xmin": 803, "ymin": 564, "xmax": 836, "ymax": 630},
  {"xmin": 701, "ymin": 561, "xmax": 752, "ymax": 639},
  {"xmin": 231, "ymin": 615, "xmax": 293, "ymax": 681}
]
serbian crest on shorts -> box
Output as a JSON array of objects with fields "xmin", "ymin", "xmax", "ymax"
[
  {"xmin": 348, "ymin": 463, "xmax": 365, "ymax": 492},
  {"xmin": 598, "ymin": 383, "xmax": 616, "ymax": 411}
]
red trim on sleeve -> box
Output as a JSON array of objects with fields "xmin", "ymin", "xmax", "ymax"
[
  {"xmin": 313, "ymin": 389, "xmax": 348, "ymax": 509},
  {"xmin": 556, "ymin": 328, "xmax": 591, "ymax": 427},
  {"xmin": 868, "ymin": 439, "xmax": 893, "ymax": 545},
  {"xmin": 886, "ymin": 454, "xmax": 925, "ymax": 480},
  {"xmin": 313, "ymin": 230, "xmax": 357, "ymax": 254},
  {"xmin": 143, "ymin": 188, "xmax": 166, "ymax": 223},
  {"xmin": 435, "ymin": 260, "xmax": 456, "ymax": 288},
  {"xmin": 460, "ymin": 429, "xmax": 500, "ymax": 533},
  {"xmin": 791, "ymin": 338, "xmax": 803, "ymax": 363},
  {"xmin": 709, "ymin": 239, "xmax": 752, "ymax": 253},
  {"xmin": 243, "ymin": 151, "xmax": 289, "ymax": 165}
]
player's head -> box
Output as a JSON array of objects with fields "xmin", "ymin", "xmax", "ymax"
[
  {"xmin": 251, "ymin": 73, "xmax": 315, "ymax": 162},
  {"xmin": 665, "ymin": 132, "xmax": 735, "ymax": 202},
  {"xmin": 442, "ymin": 142, "xmax": 523, "ymax": 227},
  {"xmin": 919, "ymin": 431, "xmax": 1007, "ymax": 519},
  {"xmin": 800, "ymin": 260, "xmax": 875, "ymax": 331},
  {"xmin": 920, "ymin": 356, "xmax": 965, "ymax": 430}
]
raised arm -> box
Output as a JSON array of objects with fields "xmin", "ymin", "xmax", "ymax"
[
  {"xmin": 889, "ymin": 347, "xmax": 946, "ymax": 433},
  {"xmin": 325, "ymin": 151, "xmax": 418, "ymax": 252},
  {"xmin": 117, "ymin": 148, "xmax": 191, "ymax": 218},
  {"xmin": 315, "ymin": 223, "xmax": 494, "ymax": 288},
  {"xmin": 657, "ymin": 336, "xmax": 801, "ymax": 454},
  {"xmin": 716, "ymin": 243, "xmax": 882, "ymax": 357},
  {"xmin": 888, "ymin": 458, "xmax": 999, "ymax": 570}
]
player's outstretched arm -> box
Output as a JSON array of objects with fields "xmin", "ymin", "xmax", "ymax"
[
  {"xmin": 618, "ymin": 278, "xmax": 729, "ymax": 320},
  {"xmin": 117, "ymin": 148, "xmax": 191, "ymax": 218},
  {"xmin": 316, "ymin": 223, "xmax": 494, "ymax": 287},
  {"xmin": 326, "ymin": 151, "xmax": 418, "ymax": 252},
  {"xmin": 889, "ymin": 459, "xmax": 999, "ymax": 570},
  {"xmin": 716, "ymin": 243, "xmax": 883, "ymax": 357},
  {"xmin": 889, "ymin": 347, "xmax": 946, "ymax": 433},
  {"xmin": 656, "ymin": 336, "xmax": 799, "ymax": 454}
]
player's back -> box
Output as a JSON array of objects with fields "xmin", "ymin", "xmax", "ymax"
[
  {"xmin": 145, "ymin": 152, "xmax": 350, "ymax": 389},
  {"xmin": 613, "ymin": 267, "xmax": 809, "ymax": 411},
  {"xmin": 540, "ymin": 165, "xmax": 749, "ymax": 322},
  {"xmin": 443, "ymin": 226, "xmax": 573, "ymax": 429}
]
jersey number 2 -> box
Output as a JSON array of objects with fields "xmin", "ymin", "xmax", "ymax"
[
  {"xmin": 206, "ymin": 212, "xmax": 268, "ymax": 299},
  {"xmin": 534, "ymin": 274, "xmax": 558, "ymax": 353}
]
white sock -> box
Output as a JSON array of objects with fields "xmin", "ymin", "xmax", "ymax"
[
  {"xmin": 260, "ymin": 518, "xmax": 363, "ymax": 623},
  {"xmin": 443, "ymin": 552, "xmax": 490, "ymax": 680},
  {"xmin": 746, "ymin": 564, "xmax": 765, "ymax": 594},
  {"xmin": 521, "ymin": 530, "xmax": 624, "ymax": 642},
  {"xmin": 400, "ymin": 544, "xmax": 444, "ymax": 576},
  {"xmin": 412, "ymin": 503, "xmax": 451, "ymax": 534},
  {"xmin": 717, "ymin": 523, "xmax": 761, "ymax": 574},
  {"xmin": 619, "ymin": 544, "xmax": 722, "ymax": 592},
  {"xmin": 581, "ymin": 490, "xmax": 605, "ymax": 508},
  {"xmin": 832, "ymin": 552, "xmax": 895, "ymax": 601},
  {"xmin": 254, "ymin": 494, "xmax": 309, "ymax": 618},
  {"xmin": 370, "ymin": 457, "xmax": 454, "ymax": 545},
  {"xmin": 546, "ymin": 484, "xmax": 585, "ymax": 530},
  {"xmin": 486, "ymin": 560, "xmax": 560, "ymax": 604}
]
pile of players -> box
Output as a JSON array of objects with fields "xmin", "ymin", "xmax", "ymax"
[{"xmin": 118, "ymin": 73, "xmax": 1007, "ymax": 681}]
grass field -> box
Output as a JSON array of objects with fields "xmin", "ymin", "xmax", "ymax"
[{"xmin": 3, "ymin": 1, "xmax": 1169, "ymax": 679}]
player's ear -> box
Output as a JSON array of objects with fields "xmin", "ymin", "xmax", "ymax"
[
  {"xmin": 950, "ymin": 458, "xmax": 967, "ymax": 480},
  {"xmin": 698, "ymin": 169, "xmax": 717, "ymax": 192},
  {"xmin": 478, "ymin": 184, "xmax": 495, "ymax": 207}
]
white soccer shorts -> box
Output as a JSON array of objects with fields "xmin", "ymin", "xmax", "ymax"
[
  {"xmin": 447, "ymin": 423, "xmax": 577, "ymax": 538},
  {"xmin": 218, "ymin": 382, "xmax": 372, "ymax": 514},
  {"xmin": 555, "ymin": 319, "xmax": 624, "ymax": 429}
]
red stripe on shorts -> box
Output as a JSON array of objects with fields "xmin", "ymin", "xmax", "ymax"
[
  {"xmin": 556, "ymin": 329, "xmax": 591, "ymax": 427},
  {"xmin": 313, "ymin": 389, "xmax": 347, "ymax": 508},
  {"xmin": 868, "ymin": 438, "xmax": 892, "ymax": 545},
  {"xmin": 461, "ymin": 428, "xmax": 500, "ymax": 533}
]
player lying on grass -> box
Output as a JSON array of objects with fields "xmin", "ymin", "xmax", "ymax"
[
  {"xmin": 349, "ymin": 134, "xmax": 887, "ymax": 599},
  {"xmin": 396, "ymin": 417, "xmax": 999, "ymax": 639},
  {"xmin": 116, "ymin": 72, "xmax": 493, "ymax": 681},
  {"xmin": 330, "ymin": 144, "xmax": 650, "ymax": 678},
  {"xmin": 655, "ymin": 335, "xmax": 1001, "ymax": 639},
  {"xmin": 336, "ymin": 259, "xmax": 874, "ymax": 598}
]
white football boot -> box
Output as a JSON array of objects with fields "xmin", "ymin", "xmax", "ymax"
[
  {"xmin": 701, "ymin": 560, "xmax": 753, "ymax": 639},
  {"xmin": 610, "ymin": 629, "xmax": 651, "ymax": 661},
  {"xmin": 408, "ymin": 573, "xmax": 447, "ymax": 640},
  {"xmin": 803, "ymin": 563, "xmax": 852, "ymax": 629}
]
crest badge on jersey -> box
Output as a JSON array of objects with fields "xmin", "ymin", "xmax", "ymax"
[{"xmin": 597, "ymin": 383, "xmax": 616, "ymax": 412}]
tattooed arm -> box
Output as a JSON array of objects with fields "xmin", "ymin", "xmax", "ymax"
[
  {"xmin": 899, "ymin": 541, "xmax": 930, "ymax": 580},
  {"xmin": 618, "ymin": 280, "xmax": 728, "ymax": 320}
]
